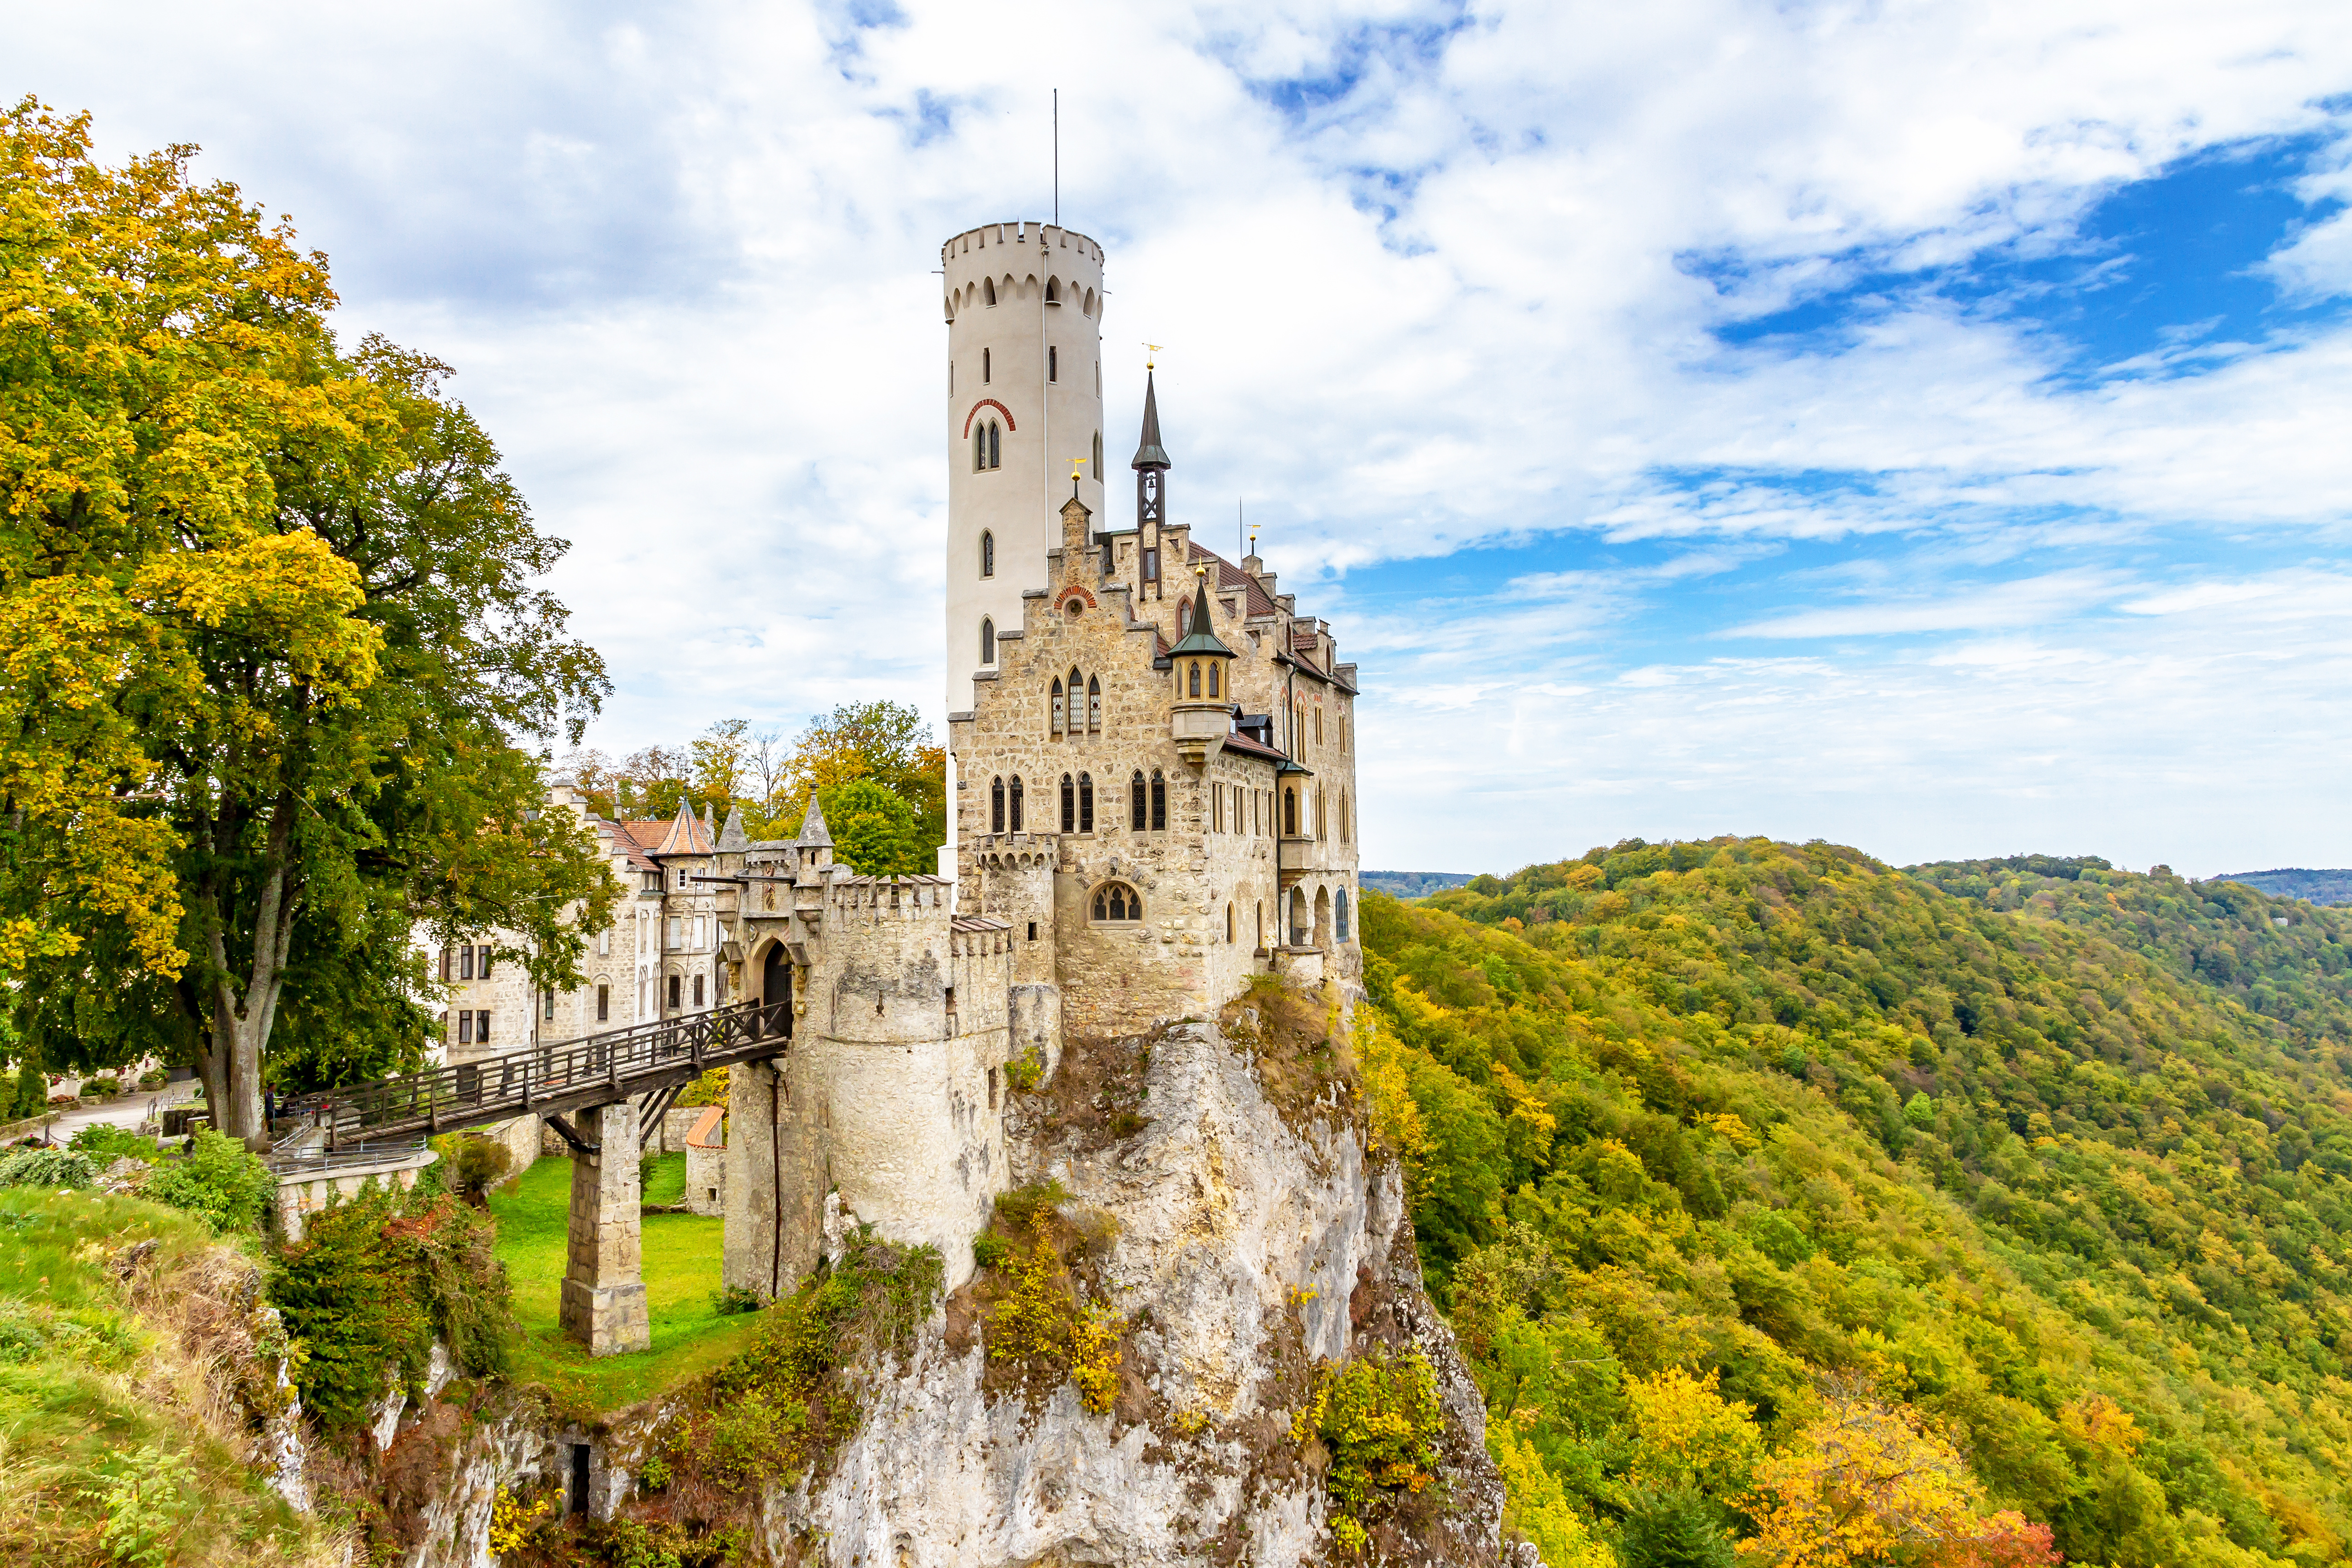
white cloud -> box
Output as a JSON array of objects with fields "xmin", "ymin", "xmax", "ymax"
[{"xmin": 13, "ymin": 0, "xmax": 2352, "ymax": 872}]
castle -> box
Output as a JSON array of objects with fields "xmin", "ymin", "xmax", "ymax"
[{"xmin": 437, "ymin": 220, "xmax": 1363, "ymax": 1341}]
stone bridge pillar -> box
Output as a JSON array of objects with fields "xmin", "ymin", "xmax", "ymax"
[{"xmin": 559, "ymin": 1100, "xmax": 650, "ymax": 1355}]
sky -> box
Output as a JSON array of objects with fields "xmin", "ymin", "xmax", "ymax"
[{"xmin": 15, "ymin": 0, "xmax": 2352, "ymax": 877}]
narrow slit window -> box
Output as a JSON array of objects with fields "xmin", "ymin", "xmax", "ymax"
[
  {"xmin": 1087, "ymin": 675, "xmax": 1101, "ymax": 732},
  {"xmin": 1130, "ymin": 769, "xmax": 1147, "ymax": 831},
  {"xmin": 1078, "ymin": 772, "xmax": 1093, "ymax": 832},
  {"xmin": 1009, "ymin": 775, "xmax": 1024, "ymax": 831},
  {"xmin": 1049, "ymin": 345, "xmax": 1058, "ymax": 381},
  {"xmin": 980, "ymin": 617, "xmax": 995, "ymax": 663},
  {"xmin": 991, "ymin": 776, "xmax": 1005, "ymax": 834},
  {"xmin": 1150, "ymin": 769, "xmax": 1166, "ymax": 832},
  {"xmin": 1060, "ymin": 772, "xmax": 1075, "ymax": 833},
  {"xmin": 1051, "ymin": 677, "xmax": 1064, "ymax": 736},
  {"xmin": 980, "ymin": 530, "xmax": 995, "ymax": 577}
]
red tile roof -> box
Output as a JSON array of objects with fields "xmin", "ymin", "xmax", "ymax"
[{"xmin": 1186, "ymin": 540, "xmax": 1280, "ymax": 620}]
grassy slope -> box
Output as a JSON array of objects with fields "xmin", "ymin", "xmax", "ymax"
[
  {"xmin": 1369, "ymin": 837, "xmax": 2352, "ymax": 1568},
  {"xmin": 0, "ymin": 1190, "xmax": 337, "ymax": 1564},
  {"xmin": 488, "ymin": 1154, "xmax": 760, "ymax": 1411}
]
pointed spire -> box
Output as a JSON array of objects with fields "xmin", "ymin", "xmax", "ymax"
[
  {"xmin": 1169, "ymin": 566, "xmax": 1235, "ymax": 659},
  {"xmin": 795, "ymin": 793, "xmax": 833, "ymax": 848},
  {"xmin": 654, "ymin": 798, "xmax": 701, "ymax": 855},
  {"xmin": 1131, "ymin": 369, "xmax": 1170, "ymax": 471},
  {"xmin": 716, "ymin": 802, "xmax": 749, "ymax": 853}
]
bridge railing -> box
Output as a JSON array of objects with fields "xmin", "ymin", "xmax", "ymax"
[{"xmin": 280, "ymin": 999, "xmax": 791, "ymax": 1146}]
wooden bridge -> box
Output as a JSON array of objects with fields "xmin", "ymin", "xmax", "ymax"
[
  {"xmin": 277, "ymin": 999, "xmax": 793, "ymax": 1355},
  {"xmin": 279, "ymin": 998, "xmax": 791, "ymax": 1156}
]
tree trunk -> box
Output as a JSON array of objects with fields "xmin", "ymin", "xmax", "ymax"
[{"xmin": 201, "ymin": 794, "xmax": 301, "ymax": 1151}]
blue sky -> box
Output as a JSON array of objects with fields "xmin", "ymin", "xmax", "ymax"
[{"xmin": 16, "ymin": 0, "xmax": 2352, "ymax": 875}]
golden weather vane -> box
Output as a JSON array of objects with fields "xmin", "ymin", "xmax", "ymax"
[
  {"xmin": 1068, "ymin": 456, "xmax": 1088, "ymax": 482},
  {"xmin": 1143, "ymin": 342, "xmax": 1163, "ymax": 369}
]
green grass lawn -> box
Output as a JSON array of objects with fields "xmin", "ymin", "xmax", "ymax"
[{"xmin": 488, "ymin": 1152, "xmax": 761, "ymax": 1412}]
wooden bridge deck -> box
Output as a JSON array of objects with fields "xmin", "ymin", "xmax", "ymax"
[{"xmin": 278, "ymin": 999, "xmax": 790, "ymax": 1149}]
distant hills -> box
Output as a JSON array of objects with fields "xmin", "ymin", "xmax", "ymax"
[
  {"xmin": 1365, "ymin": 836, "xmax": 2352, "ymax": 1563},
  {"xmin": 2213, "ymin": 867, "xmax": 2352, "ymax": 906},
  {"xmin": 1359, "ymin": 870, "xmax": 1475, "ymax": 899}
]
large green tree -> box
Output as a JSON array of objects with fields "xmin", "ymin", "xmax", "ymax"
[{"xmin": 0, "ymin": 102, "xmax": 618, "ymax": 1140}]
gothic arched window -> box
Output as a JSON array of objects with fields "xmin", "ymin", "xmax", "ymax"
[
  {"xmin": 980, "ymin": 617, "xmax": 995, "ymax": 664},
  {"xmin": 984, "ymin": 279, "xmax": 996, "ymax": 307},
  {"xmin": 1069, "ymin": 667, "xmax": 1084, "ymax": 729},
  {"xmin": 1090, "ymin": 882, "xmax": 1142, "ymax": 924},
  {"xmin": 1336, "ymin": 889, "xmax": 1352, "ymax": 943},
  {"xmin": 1207, "ymin": 662, "xmax": 1219, "ymax": 699},
  {"xmin": 988, "ymin": 420, "xmax": 1001, "ymax": 469},
  {"xmin": 1008, "ymin": 775, "xmax": 1024, "ymax": 831},
  {"xmin": 990, "ymin": 776, "xmax": 1005, "ymax": 834},
  {"xmin": 980, "ymin": 530, "xmax": 994, "ymax": 577},
  {"xmin": 1284, "ymin": 787, "xmax": 1298, "ymax": 837},
  {"xmin": 1060, "ymin": 773, "xmax": 1075, "ymax": 833},
  {"xmin": 1050, "ymin": 678, "xmax": 1064, "ymax": 736},
  {"xmin": 1188, "ymin": 661, "xmax": 1201, "ymax": 699},
  {"xmin": 1150, "ymin": 769, "xmax": 1166, "ymax": 832},
  {"xmin": 1078, "ymin": 772, "xmax": 1093, "ymax": 832},
  {"xmin": 1130, "ymin": 770, "xmax": 1146, "ymax": 832},
  {"xmin": 1087, "ymin": 675, "xmax": 1101, "ymax": 732}
]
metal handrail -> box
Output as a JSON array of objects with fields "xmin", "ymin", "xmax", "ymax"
[{"xmin": 280, "ymin": 999, "xmax": 791, "ymax": 1147}]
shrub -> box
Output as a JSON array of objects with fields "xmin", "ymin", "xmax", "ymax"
[
  {"xmin": 679, "ymin": 1231, "xmax": 943, "ymax": 1489},
  {"xmin": 83, "ymin": 1076, "xmax": 120, "ymax": 1098},
  {"xmin": 1297, "ymin": 1349, "xmax": 1446, "ymax": 1545},
  {"xmin": 446, "ymin": 1135, "xmax": 513, "ymax": 1203},
  {"xmin": 10, "ymin": 1059, "xmax": 42, "ymax": 1118},
  {"xmin": 138, "ymin": 1070, "xmax": 167, "ymax": 1091},
  {"xmin": 1003, "ymin": 1047, "xmax": 1045, "ymax": 1092},
  {"xmin": 711, "ymin": 1284, "xmax": 764, "ymax": 1316},
  {"xmin": 144, "ymin": 1131, "xmax": 274, "ymax": 1232},
  {"xmin": 70, "ymin": 1123, "xmax": 162, "ymax": 1164},
  {"xmin": 0, "ymin": 1147, "xmax": 95, "ymax": 1187},
  {"xmin": 1615, "ymin": 1489, "xmax": 1739, "ymax": 1568},
  {"xmin": 269, "ymin": 1184, "xmax": 516, "ymax": 1433}
]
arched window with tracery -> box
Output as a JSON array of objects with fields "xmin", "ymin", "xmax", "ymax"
[
  {"xmin": 990, "ymin": 776, "xmax": 1005, "ymax": 834},
  {"xmin": 1078, "ymin": 772, "xmax": 1093, "ymax": 832},
  {"xmin": 1090, "ymin": 882, "xmax": 1142, "ymax": 924},
  {"xmin": 1009, "ymin": 775, "xmax": 1024, "ymax": 831},
  {"xmin": 1087, "ymin": 675, "xmax": 1101, "ymax": 732},
  {"xmin": 980, "ymin": 530, "xmax": 994, "ymax": 577},
  {"xmin": 1050, "ymin": 678, "xmax": 1064, "ymax": 736},
  {"xmin": 1130, "ymin": 770, "xmax": 1146, "ymax": 831},
  {"xmin": 980, "ymin": 617, "xmax": 995, "ymax": 664},
  {"xmin": 1060, "ymin": 773, "xmax": 1075, "ymax": 833},
  {"xmin": 1069, "ymin": 667, "xmax": 1083, "ymax": 730},
  {"xmin": 1150, "ymin": 769, "xmax": 1166, "ymax": 832}
]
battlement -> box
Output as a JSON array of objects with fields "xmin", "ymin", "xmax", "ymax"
[
  {"xmin": 824, "ymin": 873, "xmax": 953, "ymax": 921},
  {"xmin": 943, "ymin": 221, "xmax": 1105, "ymax": 322}
]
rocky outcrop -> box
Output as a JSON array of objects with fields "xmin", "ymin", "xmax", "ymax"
[{"xmin": 774, "ymin": 1013, "xmax": 1504, "ymax": 1566}]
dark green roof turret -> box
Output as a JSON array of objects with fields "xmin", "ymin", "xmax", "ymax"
[{"xmin": 1168, "ymin": 577, "xmax": 1233, "ymax": 659}]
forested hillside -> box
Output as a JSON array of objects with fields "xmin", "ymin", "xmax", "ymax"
[{"xmin": 1360, "ymin": 838, "xmax": 2352, "ymax": 1568}]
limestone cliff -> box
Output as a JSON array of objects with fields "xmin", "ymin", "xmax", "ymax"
[{"xmin": 754, "ymin": 1004, "xmax": 1504, "ymax": 1565}]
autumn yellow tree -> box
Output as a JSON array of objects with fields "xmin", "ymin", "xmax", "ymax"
[
  {"xmin": 0, "ymin": 102, "xmax": 616, "ymax": 1137},
  {"xmin": 1740, "ymin": 1393, "xmax": 2056, "ymax": 1568}
]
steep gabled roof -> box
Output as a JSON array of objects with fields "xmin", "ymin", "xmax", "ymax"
[
  {"xmin": 652, "ymin": 800, "xmax": 712, "ymax": 856},
  {"xmin": 1186, "ymin": 539, "xmax": 1279, "ymax": 619}
]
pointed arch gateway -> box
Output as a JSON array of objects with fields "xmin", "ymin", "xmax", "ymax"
[{"xmin": 757, "ymin": 940, "xmax": 794, "ymax": 1037}]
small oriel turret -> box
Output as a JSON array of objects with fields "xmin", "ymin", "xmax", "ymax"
[{"xmin": 1169, "ymin": 562, "xmax": 1234, "ymax": 766}]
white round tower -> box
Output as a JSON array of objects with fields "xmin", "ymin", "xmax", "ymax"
[{"xmin": 941, "ymin": 221, "xmax": 1107, "ymax": 707}]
